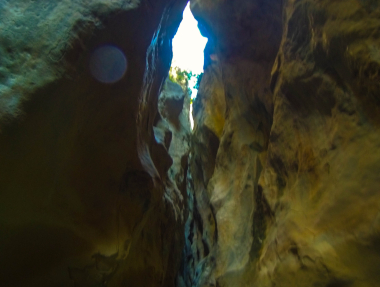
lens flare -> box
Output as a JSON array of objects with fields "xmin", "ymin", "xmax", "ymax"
[{"xmin": 90, "ymin": 45, "xmax": 127, "ymax": 83}]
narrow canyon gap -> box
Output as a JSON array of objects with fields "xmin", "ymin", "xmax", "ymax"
[
  {"xmin": 0, "ymin": 0, "xmax": 380, "ymax": 287},
  {"xmin": 170, "ymin": 2, "xmax": 207, "ymax": 129}
]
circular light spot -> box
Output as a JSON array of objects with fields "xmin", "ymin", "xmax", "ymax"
[{"xmin": 90, "ymin": 45, "xmax": 127, "ymax": 83}]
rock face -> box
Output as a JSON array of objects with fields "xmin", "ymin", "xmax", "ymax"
[
  {"xmin": 0, "ymin": 0, "xmax": 189, "ymax": 286},
  {"xmin": 180, "ymin": 0, "xmax": 380, "ymax": 286},
  {"xmin": 262, "ymin": 2, "xmax": 380, "ymax": 286},
  {"xmin": 2, "ymin": 0, "xmax": 380, "ymax": 286},
  {"xmin": 157, "ymin": 80, "xmax": 191, "ymax": 191}
]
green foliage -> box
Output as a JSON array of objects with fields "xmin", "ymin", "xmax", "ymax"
[
  {"xmin": 169, "ymin": 67, "xmax": 203, "ymax": 98},
  {"xmin": 194, "ymin": 72, "xmax": 203, "ymax": 90},
  {"xmin": 169, "ymin": 66, "xmax": 191, "ymax": 95}
]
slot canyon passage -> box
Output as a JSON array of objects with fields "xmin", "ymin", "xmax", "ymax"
[{"xmin": 0, "ymin": 0, "xmax": 380, "ymax": 286}]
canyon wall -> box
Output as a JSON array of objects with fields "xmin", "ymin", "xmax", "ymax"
[
  {"xmin": 1, "ymin": 0, "xmax": 380, "ymax": 286},
  {"xmin": 0, "ymin": 0, "xmax": 189, "ymax": 286},
  {"xmin": 181, "ymin": 0, "xmax": 380, "ymax": 286}
]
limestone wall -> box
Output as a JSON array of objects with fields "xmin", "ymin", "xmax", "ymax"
[{"xmin": 181, "ymin": 0, "xmax": 380, "ymax": 286}]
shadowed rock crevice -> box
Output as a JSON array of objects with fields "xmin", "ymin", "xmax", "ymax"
[
  {"xmin": 177, "ymin": 0, "xmax": 283, "ymax": 286},
  {"xmin": 0, "ymin": 0, "xmax": 190, "ymax": 286}
]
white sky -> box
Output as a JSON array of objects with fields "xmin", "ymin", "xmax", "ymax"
[
  {"xmin": 172, "ymin": 2, "xmax": 207, "ymax": 129},
  {"xmin": 172, "ymin": 2, "xmax": 207, "ymax": 83}
]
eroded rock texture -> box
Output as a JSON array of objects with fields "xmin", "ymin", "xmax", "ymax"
[
  {"xmin": 2, "ymin": 0, "xmax": 380, "ymax": 286},
  {"xmin": 180, "ymin": 0, "xmax": 380, "ymax": 286},
  {"xmin": 263, "ymin": 1, "xmax": 380, "ymax": 286},
  {"xmin": 0, "ymin": 0, "xmax": 189, "ymax": 286}
]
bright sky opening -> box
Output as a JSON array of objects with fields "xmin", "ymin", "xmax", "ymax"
[
  {"xmin": 172, "ymin": 2, "xmax": 207, "ymax": 129},
  {"xmin": 172, "ymin": 2, "xmax": 207, "ymax": 99}
]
